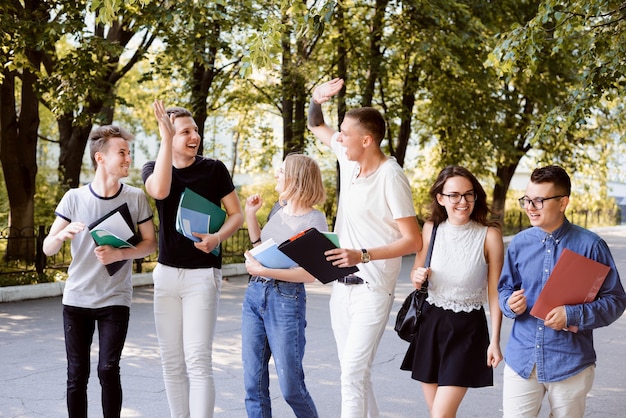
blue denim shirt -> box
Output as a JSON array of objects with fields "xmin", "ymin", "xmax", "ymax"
[{"xmin": 498, "ymin": 219, "xmax": 626, "ymax": 382}]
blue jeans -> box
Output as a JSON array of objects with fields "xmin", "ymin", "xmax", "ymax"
[
  {"xmin": 241, "ymin": 279, "xmax": 319, "ymax": 418},
  {"xmin": 63, "ymin": 304, "xmax": 130, "ymax": 418}
]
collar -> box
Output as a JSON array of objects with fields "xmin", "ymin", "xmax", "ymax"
[{"xmin": 530, "ymin": 217, "xmax": 571, "ymax": 245}]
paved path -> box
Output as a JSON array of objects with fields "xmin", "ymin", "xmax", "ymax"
[{"xmin": 2, "ymin": 227, "xmax": 626, "ymax": 417}]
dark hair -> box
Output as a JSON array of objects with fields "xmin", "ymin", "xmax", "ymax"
[
  {"xmin": 345, "ymin": 107, "xmax": 386, "ymax": 144},
  {"xmin": 165, "ymin": 106, "xmax": 193, "ymax": 121},
  {"xmin": 89, "ymin": 125, "xmax": 134, "ymax": 170},
  {"xmin": 427, "ymin": 165, "xmax": 500, "ymax": 228},
  {"xmin": 530, "ymin": 165, "xmax": 571, "ymax": 196}
]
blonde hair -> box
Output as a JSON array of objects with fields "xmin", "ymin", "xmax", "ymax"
[{"xmin": 279, "ymin": 154, "xmax": 326, "ymax": 207}]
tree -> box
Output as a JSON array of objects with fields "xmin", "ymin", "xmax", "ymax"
[
  {"xmin": 42, "ymin": 3, "xmax": 162, "ymax": 188},
  {"xmin": 152, "ymin": 1, "xmax": 253, "ymax": 157},
  {"xmin": 0, "ymin": 0, "xmax": 49, "ymax": 260},
  {"xmin": 277, "ymin": 1, "xmax": 334, "ymax": 156},
  {"xmin": 0, "ymin": 0, "xmax": 165, "ymax": 260},
  {"xmin": 390, "ymin": 0, "xmax": 599, "ymax": 219},
  {"xmin": 480, "ymin": 0, "xmax": 624, "ymax": 217},
  {"xmin": 488, "ymin": 0, "xmax": 626, "ymax": 145}
]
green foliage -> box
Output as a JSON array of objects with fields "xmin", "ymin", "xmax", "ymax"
[
  {"xmin": 487, "ymin": 0, "xmax": 626, "ymax": 145},
  {"xmin": 0, "ymin": 270, "xmax": 67, "ymax": 287},
  {"xmin": 91, "ymin": 0, "xmax": 151, "ymax": 24},
  {"xmin": 240, "ymin": 0, "xmax": 336, "ymax": 78},
  {"xmin": 2, "ymin": 0, "xmax": 626, "ymax": 270}
]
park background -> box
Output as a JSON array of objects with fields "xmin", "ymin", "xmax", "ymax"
[{"xmin": 1, "ymin": 0, "xmax": 626, "ymax": 286}]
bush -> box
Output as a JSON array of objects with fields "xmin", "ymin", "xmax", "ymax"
[{"xmin": 0, "ymin": 269, "xmax": 66, "ymax": 287}]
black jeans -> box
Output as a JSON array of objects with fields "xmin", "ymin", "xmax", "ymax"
[{"xmin": 63, "ymin": 304, "xmax": 130, "ymax": 418}]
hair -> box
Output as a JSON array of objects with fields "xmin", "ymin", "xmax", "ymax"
[
  {"xmin": 165, "ymin": 106, "xmax": 193, "ymax": 121},
  {"xmin": 427, "ymin": 165, "xmax": 500, "ymax": 228},
  {"xmin": 89, "ymin": 125, "xmax": 134, "ymax": 170},
  {"xmin": 530, "ymin": 165, "xmax": 571, "ymax": 196},
  {"xmin": 345, "ymin": 107, "xmax": 386, "ymax": 145},
  {"xmin": 279, "ymin": 153, "xmax": 326, "ymax": 208}
]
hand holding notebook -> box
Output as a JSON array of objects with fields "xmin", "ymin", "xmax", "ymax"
[
  {"xmin": 530, "ymin": 248, "xmax": 610, "ymax": 321},
  {"xmin": 88, "ymin": 203, "xmax": 137, "ymax": 276},
  {"xmin": 176, "ymin": 188, "xmax": 226, "ymax": 255},
  {"xmin": 245, "ymin": 238, "xmax": 298, "ymax": 269},
  {"xmin": 277, "ymin": 228, "xmax": 359, "ymax": 284}
]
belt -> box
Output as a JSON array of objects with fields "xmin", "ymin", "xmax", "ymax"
[
  {"xmin": 249, "ymin": 276, "xmax": 284, "ymax": 284},
  {"xmin": 336, "ymin": 274, "xmax": 364, "ymax": 285}
]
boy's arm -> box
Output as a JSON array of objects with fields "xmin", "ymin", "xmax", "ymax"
[
  {"xmin": 145, "ymin": 100, "xmax": 175, "ymax": 200},
  {"xmin": 307, "ymin": 78, "xmax": 344, "ymax": 148},
  {"xmin": 43, "ymin": 217, "xmax": 85, "ymax": 256}
]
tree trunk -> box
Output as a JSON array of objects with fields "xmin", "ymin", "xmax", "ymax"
[
  {"xmin": 336, "ymin": 3, "xmax": 347, "ymax": 126},
  {"xmin": 361, "ymin": 0, "xmax": 388, "ymax": 107},
  {"xmin": 291, "ymin": 33, "xmax": 307, "ymax": 153},
  {"xmin": 57, "ymin": 114, "xmax": 93, "ymax": 189},
  {"xmin": 492, "ymin": 162, "xmax": 521, "ymax": 222},
  {"xmin": 281, "ymin": 15, "xmax": 296, "ymax": 158},
  {"xmin": 394, "ymin": 57, "xmax": 420, "ymax": 168},
  {"xmin": 189, "ymin": 30, "xmax": 218, "ymax": 157},
  {"xmin": 0, "ymin": 65, "xmax": 40, "ymax": 261}
]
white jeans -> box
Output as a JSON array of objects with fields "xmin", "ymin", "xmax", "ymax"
[
  {"xmin": 153, "ymin": 263, "xmax": 222, "ymax": 418},
  {"xmin": 329, "ymin": 282, "xmax": 394, "ymax": 418},
  {"xmin": 503, "ymin": 363, "xmax": 595, "ymax": 418}
]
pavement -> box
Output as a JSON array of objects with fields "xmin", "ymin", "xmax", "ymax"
[{"xmin": 1, "ymin": 226, "xmax": 626, "ymax": 417}]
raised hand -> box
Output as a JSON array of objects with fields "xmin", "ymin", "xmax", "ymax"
[
  {"xmin": 312, "ymin": 78, "xmax": 344, "ymax": 104},
  {"xmin": 245, "ymin": 194, "xmax": 263, "ymax": 215},
  {"xmin": 153, "ymin": 99, "xmax": 176, "ymax": 142}
]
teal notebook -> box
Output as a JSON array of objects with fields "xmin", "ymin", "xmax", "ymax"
[{"xmin": 176, "ymin": 188, "xmax": 227, "ymax": 256}]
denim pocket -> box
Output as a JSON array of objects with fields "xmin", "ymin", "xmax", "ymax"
[{"xmin": 274, "ymin": 282, "xmax": 302, "ymax": 299}]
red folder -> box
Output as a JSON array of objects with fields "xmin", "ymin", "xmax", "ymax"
[{"xmin": 530, "ymin": 248, "xmax": 610, "ymax": 320}]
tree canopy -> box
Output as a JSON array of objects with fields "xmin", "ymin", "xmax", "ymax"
[{"xmin": 1, "ymin": 0, "xmax": 624, "ymax": 262}]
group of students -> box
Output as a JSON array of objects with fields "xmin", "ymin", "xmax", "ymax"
[{"xmin": 43, "ymin": 77, "xmax": 626, "ymax": 418}]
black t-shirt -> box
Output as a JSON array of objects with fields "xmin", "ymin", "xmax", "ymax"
[{"xmin": 142, "ymin": 156, "xmax": 235, "ymax": 269}]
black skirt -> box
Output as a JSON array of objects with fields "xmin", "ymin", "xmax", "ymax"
[{"xmin": 400, "ymin": 300, "xmax": 493, "ymax": 388}]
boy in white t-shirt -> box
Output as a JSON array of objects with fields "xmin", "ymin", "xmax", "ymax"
[
  {"xmin": 308, "ymin": 78, "xmax": 422, "ymax": 417},
  {"xmin": 43, "ymin": 125, "xmax": 156, "ymax": 418}
]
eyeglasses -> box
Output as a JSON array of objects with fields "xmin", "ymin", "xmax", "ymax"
[
  {"xmin": 440, "ymin": 192, "xmax": 477, "ymax": 204},
  {"xmin": 518, "ymin": 195, "xmax": 566, "ymax": 210}
]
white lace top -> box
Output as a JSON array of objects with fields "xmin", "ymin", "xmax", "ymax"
[{"xmin": 427, "ymin": 220, "xmax": 488, "ymax": 312}]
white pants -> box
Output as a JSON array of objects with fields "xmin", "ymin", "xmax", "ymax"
[
  {"xmin": 503, "ymin": 363, "xmax": 595, "ymax": 418},
  {"xmin": 153, "ymin": 263, "xmax": 222, "ymax": 418},
  {"xmin": 329, "ymin": 282, "xmax": 394, "ymax": 418}
]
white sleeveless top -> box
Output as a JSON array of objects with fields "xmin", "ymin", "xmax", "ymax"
[{"xmin": 427, "ymin": 220, "xmax": 488, "ymax": 312}]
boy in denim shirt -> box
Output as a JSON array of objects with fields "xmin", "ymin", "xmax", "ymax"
[{"xmin": 498, "ymin": 165, "xmax": 626, "ymax": 418}]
